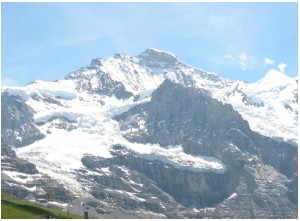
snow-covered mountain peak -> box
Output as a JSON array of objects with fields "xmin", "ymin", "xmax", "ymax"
[
  {"xmin": 139, "ymin": 48, "xmax": 177, "ymax": 59},
  {"xmin": 256, "ymin": 69, "xmax": 295, "ymax": 87},
  {"xmin": 263, "ymin": 68, "xmax": 288, "ymax": 78},
  {"xmin": 137, "ymin": 48, "xmax": 180, "ymax": 71},
  {"xmin": 215, "ymin": 68, "xmax": 298, "ymax": 145}
]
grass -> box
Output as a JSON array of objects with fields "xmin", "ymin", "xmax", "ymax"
[{"xmin": 1, "ymin": 192, "xmax": 84, "ymax": 219}]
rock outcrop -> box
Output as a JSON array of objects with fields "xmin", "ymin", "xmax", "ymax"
[
  {"xmin": 1, "ymin": 92, "xmax": 45, "ymax": 147},
  {"xmin": 115, "ymin": 80, "xmax": 297, "ymax": 218}
]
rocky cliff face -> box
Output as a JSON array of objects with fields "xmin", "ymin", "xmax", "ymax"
[
  {"xmin": 115, "ymin": 80, "xmax": 298, "ymax": 217},
  {"xmin": 1, "ymin": 92, "xmax": 45, "ymax": 147},
  {"xmin": 66, "ymin": 70, "xmax": 133, "ymax": 99},
  {"xmin": 77, "ymin": 141, "xmax": 297, "ymax": 218},
  {"xmin": 115, "ymin": 80, "xmax": 250, "ymax": 155}
]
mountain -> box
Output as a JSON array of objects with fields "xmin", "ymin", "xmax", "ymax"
[
  {"xmin": 220, "ymin": 69, "xmax": 298, "ymax": 146},
  {"xmin": 1, "ymin": 48, "xmax": 298, "ymax": 218}
]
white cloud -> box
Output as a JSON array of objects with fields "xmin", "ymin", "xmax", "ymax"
[
  {"xmin": 224, "ymin": 54, "xmax": 235, "ymax": 60},
  {"xmin": 239, "ymin": 53, "xmax": 247, "ymax": 61},
  {"xmin": 264, "ymin": 58, "xmax": 274, "ymax": 65},
  {"xmin": 239, "ymin": 52, "xmax": 257, "ymax": 70},
  {"xmin": 278, "ymin": 63, "xmax": 288, "ymax": 73}
]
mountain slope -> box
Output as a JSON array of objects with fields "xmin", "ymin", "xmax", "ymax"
[
  {"xmin": 1, "ymin": 92, "xmax": 45, "ymax": 147},
  {"xmin": 1, "ymin": 192, "xmax": 84, "ymax": 219},
  {"xmin": 218, "ymin": 69, "xmax": 298, "ymax": 145}
]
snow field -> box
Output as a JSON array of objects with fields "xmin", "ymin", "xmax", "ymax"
[
  {"xmin": 8, "ymin": 79, "xmax": 226, "ymax": 198},
  {"xmin": 208, "ymin": 70, "xmax": 298, "ymax": 144},
  {"xmin": 99, "ymin": 56, "xmax": 164, "ymax": 94}
]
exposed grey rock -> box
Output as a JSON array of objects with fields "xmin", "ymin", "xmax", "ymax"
[
  {"xmin": 31, "ymin": 93, "xmax": 63, "ymax": 106},
  {"xmin": 109, "ymin": 145, "xmax": 240, "ymax": 208},
  {"xmin": 36, "ymin": 116, "xmax": 77, "ymax": 131},
  {"xmin": 1, "ymin": 142, "xmax": 76, "ymax": 207},
  {"xmin": 1, "ymin": 142, "xmax": 38, "ymax": 174},
  {"xmin": 1, "ymin": 141, "xmax": 17, "ymax": 158},
  {"xmin": 114, "ymin": 79, "xmax": 297, "ymax": 218},
  {"xmin": 1, "ymin": 92, "xmax": 45, "ymax": 147},
  {"xmin": 80, "ymin": 151, "xmax": 180, "ymax": 216},
  {"xmin": 66, "ymin": 70, "xmax": 133, "ymax": 99},
  {"xmin": 92, "ymin": 71, "xmax": 133, "ymax": 99},
  {"xmin": 115, "ymin": 79, "xmax": 251, "ymax": 157},
  {"xmin": 89, "ymin": 58, "xmax": 102, "ymax": 69},
  {"xmin": 224, "ymin": 83, "xmax": 264, "ymax": 107}
]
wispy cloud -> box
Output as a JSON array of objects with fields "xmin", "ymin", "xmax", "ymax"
[
  {"xmin": 224, "ymin": 54, "xmax": 235, "ymax": 60},
  {"xmin": 264, "ymin": 58, "xmax": 274, "ymax": 65},
  {"xmin": 278, "ymin": 63, "xmax": 288, "ymax": 73},
  {"xmin": 239, "ymin": 52, "xmax": 257, "ymax": 70},
  {"xmin": 224, "ymin": 52, "xmax": 257, "ymax": 71}
]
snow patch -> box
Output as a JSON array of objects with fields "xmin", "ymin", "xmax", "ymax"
[
  {"xmin": 20, "ymin": 185, "xmax": 37, "ymax": 192},
  {"xmin": 2, "ymin": 171, "xmax": 33, "ymax": 184},
  {"xmin": 122, "ymin": 144, "xmax": 226, "ymax": 173},
  {"xmin": 227, "ymin": 192, "xmax": 237, "ymax": 200},
  {"xmin": 101, "ymin": 167, "xmax": 111, "ymax": 175},
  {"xmin": 48, "ymin": 201, "xmax": 68, "ymax": 208}
]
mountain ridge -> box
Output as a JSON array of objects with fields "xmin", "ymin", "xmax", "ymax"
[{"xmin": 2, "ymin": 48, "xmax": 298, "ymax": 144}]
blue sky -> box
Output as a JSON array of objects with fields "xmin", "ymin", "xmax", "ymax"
[{"xmin": 1, "ymin": 2, "xmax": 298, "ymax": 86}]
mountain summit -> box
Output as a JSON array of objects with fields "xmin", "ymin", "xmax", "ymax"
[
  {"xmin": 257, "ymin": 68, "xmax": 296, "ymax": 87},
  {"xmin": 1, "ymin": 49, "xmax": 298, "ymax": 218}
]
